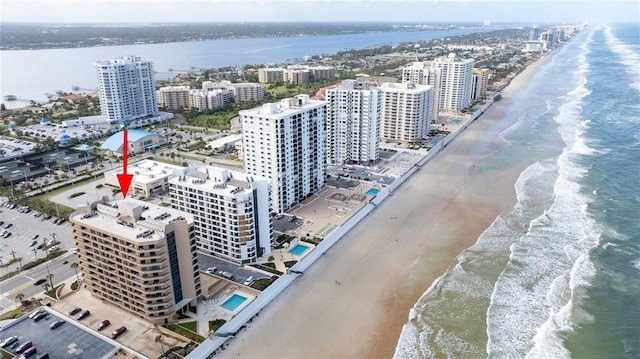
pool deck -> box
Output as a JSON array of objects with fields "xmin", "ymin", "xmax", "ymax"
[{"xmin": 193, "ymin": 277, "xmax": 260, "ymax": 337}]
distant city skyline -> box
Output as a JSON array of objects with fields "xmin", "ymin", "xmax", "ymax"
[{"xmin": 1, "ymin": 0, "xmax": 638, "ymax": 24}]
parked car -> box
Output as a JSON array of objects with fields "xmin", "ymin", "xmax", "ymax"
[
  {"xmin": 49, "ymin": 320, "xmax": 64, "ymax": 329},
  {"xmin": 28, "ymin": 308, "xmax": 45, "ymax": 319},
  {"xmin": 4, "ymin": 223, "xmax": 12, "ymax": 229},
  {"xmin": 0, "ymin": 336, "xmax": 18, "ymax": 348},
  {"xmin": 111, "ymin": 326, "xmax": 127, "ymax": 339},
  {"xmin": 22, "ymin": 346, "xmax": 37, "ymax": 358},
  {"xmin": 97, "ymin": 320, "xmax": 110, "ymax": 331},
  {"xmin": 30, "ymin": 240, "xmax": 38, "ymax": 247},
  {"xmin": 78, "ymin": 310, "xmax": 90, "ymax": 320},
  {"xmin": 15, "ymin": 341, "xmax": 32, "ymax": 353},
  {"xmin": 68, "ymin": 307, "xmax": 82, "ymax": 316},
  {"xmin": 205, "ymin": 267, "xmax": 217, "ymax": 274},
  {"xmin": 33, "ymin": 312, "xmax": 49, "ymax": 322},
  {"xmin": 33, "ymin": 278, "xmax": 46, "ymax": 286},
  {"xmin": 243, "ymin": 276, "xmax": 255, "ymax": 286}
]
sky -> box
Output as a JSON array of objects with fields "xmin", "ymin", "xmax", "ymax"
[{"xmin": 1, "ymin": 0, "xmax": 638, "ymax": 24}]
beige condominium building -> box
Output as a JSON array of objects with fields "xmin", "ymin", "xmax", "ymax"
[{"xmin": 71, "ymin": 198, "xmax": 201, "ymax": 324}]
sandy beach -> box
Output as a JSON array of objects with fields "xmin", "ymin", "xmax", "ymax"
[{"xmin": 218, "ymin": 54, "xmax": 554, "ymax": 359}]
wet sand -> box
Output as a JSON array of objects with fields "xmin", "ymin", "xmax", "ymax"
[{"xmin": 218, "ymin": 55, "xmax": 553, "ymax": 359}]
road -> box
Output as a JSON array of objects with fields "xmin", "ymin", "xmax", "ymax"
[{"xmin": 0, "ymin": 252, "xmax": 77, "ymax": 311}]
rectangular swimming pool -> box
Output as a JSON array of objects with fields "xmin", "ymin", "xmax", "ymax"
[
  {"xmin": 221, "ymin": 294, "xmax": 248, "ymax": 311},
  {"xmin": 365, "ymin": 188, "xmax": 380, "ymax": 196},
  {"xmin": 289, "ymin": 244, "xmax": 309, "ymax": 256}
]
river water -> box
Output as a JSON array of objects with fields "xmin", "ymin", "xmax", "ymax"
[{"xmin": 1, "ymin": 27, "xmax": 495, "ymax": 108}]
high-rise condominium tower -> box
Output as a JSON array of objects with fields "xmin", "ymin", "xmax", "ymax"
[
  {"xmin": 169, "ymin": 166, "xmax": 272, "ymax": 263},
  {"xmin": 325, "ymin": 80, "xmax": 381, "ymax": 165},
  {"xmin": 95, "ymin": 55, "xmax": 159, "ymax": 123},
  {"xmin": 240, "ymin": 94, "xmax": 327, "ymax": 214},
  {"xmin": 70, "ymin": 198, "xmax": 201, "ymax": 324},
  {"xmin": 380, "ymin": 82, "xmax": 435, "ymax": 142}
]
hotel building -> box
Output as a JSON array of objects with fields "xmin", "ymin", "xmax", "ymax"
[
  {"xmin": 71, "ymin": 198, "xmax": 201, "ymax": 324},
  {"xmin": 380, "ymin": 82, "xmax": 435, "ymax": 142},
  {"xmin": 94, "ymin": 55, "xmax": 159, "ymax": 123},
  {"xmin": 325, "ymin": 80, "xmax": 381, "ymax": 165},
  {"xmin": 239, "ymin": 94, "xmax": 327, "ymax": 213},
  {"xmin": 169, "ymin": 166, "xmax": 272, "ymax": 263}
]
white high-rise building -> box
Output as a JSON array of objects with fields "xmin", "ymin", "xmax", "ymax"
[
  {"xmin": 402, "ymin": 62, "xmax": 441, "ymax": 121},
  {"xmin": 380, "ymin": 82, "xmax": 435, "ymax": 142},
  {"xmin": 403, "ymin": 54, "xmax": 475, "ymax": 112},
  {"xmin": 169, "ymin": 166, "xmax": 272, "ymax": 264},
  {"xmin": 94, "ymin": 55, "xmax": 159, "ymax": 123},
  {"xmin": 325, "ymin": 80, "xmax": 381, "ymax": 165},
  {"xmin": 240, "ymin": 94, "xmax": 327, "ymax": 213},
  {"xmin": 429, "ymin": 53, "xmax": 474, "ymax": 111}
]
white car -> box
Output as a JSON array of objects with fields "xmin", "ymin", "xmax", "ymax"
[{"xmin": 243, "ymin": 276, "xmax": 255, "ymax": 286}]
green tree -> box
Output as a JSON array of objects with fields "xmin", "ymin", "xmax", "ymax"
[
  {"xmin": 46, "ymin": 272, "xmax": 54, "ymax": 289},
  {"xmin": 70, "ymin": 262, "xmax": 80, "ymax": 282},
  {"xmin": 14, "ymin": 293, "xmax": 25, "ymax": 307}
]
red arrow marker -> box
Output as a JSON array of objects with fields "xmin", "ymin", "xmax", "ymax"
[{"xmin": 116, "ymin": 129, "xmax": 133, "ymax": 199}]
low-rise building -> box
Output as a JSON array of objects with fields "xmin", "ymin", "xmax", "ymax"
[{"xmin": 104, "ymin": 159, "xmax": 184, "ymax": 198}]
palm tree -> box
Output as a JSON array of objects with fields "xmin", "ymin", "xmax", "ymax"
[
  {"xmin": 10, "ymin": 250, "xmax": 17, "ymax": 261},
  {"xmin": 46, "ymin": 272, "xmax": 54, "ymax": 289},
  {"xmin": 70, "ymin": 262, "xmax": 80, "ymax": 282},
  {"xmin": 155, "ymin": 335, "xmax": 165, "ymax": 354},
  {"xmin": 14, "ymin": 293, "xmax": 25, "ymax": 308},
  {"xmin": 32, "ymin": 248, "xmax": 38, "ymax": 261},
  {"xmin": 42, "ymin": 282, "xmax": 50, "ymax": 294},
  {"xmin": 17, "ymin": 257, "xmax": 22, "ymax": 271}
]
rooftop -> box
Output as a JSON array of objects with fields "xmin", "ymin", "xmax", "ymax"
[
  {"xmin": 105, "ymin": 159, "xmax": 183, "ymax": 184},
  {"xmin": 70, "ymin": 198, "xmax": 194, "ymax": 243}
]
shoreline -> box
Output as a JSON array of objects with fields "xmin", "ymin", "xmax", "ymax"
[{"xmin": 217, "ymin": 52, "xmax": 557, "ymax": 358}]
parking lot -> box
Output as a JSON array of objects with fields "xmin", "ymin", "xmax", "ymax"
[
  {"xmin": 49, "ymin": 285, "xmax": 187, "ymax": 359},
  {"xmin": 0, "ymin": 202, "xmax": 74, "ymax": 270},
  {"xmin": 0, "ymin": 307, "xmax": 119, "ymax": 358}
]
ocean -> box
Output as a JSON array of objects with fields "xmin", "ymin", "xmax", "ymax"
[{"xmin": 394, "ymin": 22, "xmax": 640, "ymax": 358}]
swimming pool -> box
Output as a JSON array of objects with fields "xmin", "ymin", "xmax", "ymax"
[
  {"xmin": 365, "ymin": 188, "xmax": 380, "ymax": 196},
  {"xmin": 221, "ymin": 294, "xmax": 248, "ymax": 311},
  {"xmin": 289, "ymin": 244, "xmax": 309, "ymax": 256}
]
